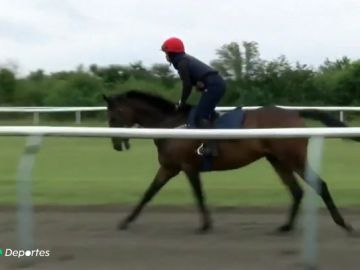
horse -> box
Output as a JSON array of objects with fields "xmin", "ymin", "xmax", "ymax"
[
  {"xmin": 103, "ymin": 90, "xmax": 357, "ymax": 233},
  {"xmin": 114, "ymin": 138, "xmax": 131, "ymax": 151}
]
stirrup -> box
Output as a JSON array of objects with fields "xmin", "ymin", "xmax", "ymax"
[
  {"xmin": 196, "ymin": 143, "xmax": 205, "ymax": 156},
  {"xmin": 197, "ymin": 143, "xmax": 214, "ymax": 156}
]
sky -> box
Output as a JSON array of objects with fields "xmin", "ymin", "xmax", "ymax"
[{"xmin": 0, "ymin": 0, "xmax": 359, "ymax": 75}]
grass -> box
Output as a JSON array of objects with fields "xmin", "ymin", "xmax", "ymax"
[
  {"xmin": 0, "ymin": 116, "xmax": 360, "ymax": 207},
  {"xmin": 0, "ymin": 134, "xmax": 360, "ymax": 207}
]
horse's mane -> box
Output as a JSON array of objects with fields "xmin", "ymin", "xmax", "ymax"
[{"xmin": 113, "ymin": 90, "xmax": 192, "ymax": 114}]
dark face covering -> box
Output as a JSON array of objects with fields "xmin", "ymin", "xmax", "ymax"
[{"xmin": 165, "ymin": 53, "xmax": 170, "ymax": 63}]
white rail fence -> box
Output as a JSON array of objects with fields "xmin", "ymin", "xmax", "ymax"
[
  {"xmin": 1, "ymin": 126, "xmax": 360, "ymax": 138},
  {"xmin": 1, "ymin": 126, "xmax": 360, "ymax": 269},
  {"xmin": 1, "ymin": 106, "xmax": 360, "ymax": 124}
]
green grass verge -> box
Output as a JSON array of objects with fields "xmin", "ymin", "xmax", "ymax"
[{"xmin": 0, "ymin": 134, "xmax": 359, "ymax": 206}]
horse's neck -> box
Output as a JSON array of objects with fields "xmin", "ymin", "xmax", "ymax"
[
  {"xmin": 133, "ymin": 105, "xmax": 188, "ymax": 128},
  {"xmin": 134, "ymin": 108, "xmax": 165, "ymax": 127},
  {"xmin": 159, "ymin": 112, "xmax": 189, "ymax": 128}
]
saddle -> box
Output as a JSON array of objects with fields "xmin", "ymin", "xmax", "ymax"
[
  {"xmin": 186, "ymin": 107, "xmax": 246, "ymax": 171},
  {"xmin": 187, "ymin": 107, "xmax": 245, "ymax": 129}
]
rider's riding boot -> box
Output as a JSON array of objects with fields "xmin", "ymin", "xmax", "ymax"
[{"xmin": 197, "ymin": 119, "xmax": 218, "ymax": 157}]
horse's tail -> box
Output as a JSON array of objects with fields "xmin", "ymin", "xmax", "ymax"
[{"xmin": 299, "ymin": 110, "xmax": 360, "ymax": 142}]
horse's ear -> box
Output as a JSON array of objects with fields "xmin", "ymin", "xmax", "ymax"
[{"xmin": 103, "ymin": 94, "xmax": 110, "ymax": 103}]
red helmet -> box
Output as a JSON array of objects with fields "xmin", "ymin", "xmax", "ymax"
[{"xmin": 161, "ymin": 37, "xmax": 185, "ymax": 53}]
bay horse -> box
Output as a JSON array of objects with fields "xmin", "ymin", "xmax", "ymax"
[{"xmin": 103, "ymin": 90, "xmax": 357, "ymax": 233}]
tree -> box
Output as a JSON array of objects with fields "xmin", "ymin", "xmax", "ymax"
[
  {"xmin": 0, "ymin": 68, "xmax": 16, "ymax": 104},
  {"xmin": 90, "ymin": 64, "xmax": 130, "ymax": 86},
  {"xmin": 210, "ymin": 41, "xmax": 262, "ymax": 81},
  {"xmin": 210, "ymin": 42, "xmax": 243, "ymax": 81},
  {"xmin": 44, "ymin": 72, "xmax": 103, "ymax": 106},
  {"xmin": 332, "ymin": 61, "xmax": 360, "ymax": 105},
  {"xmin": 243, "ymin": 41, "xmax": 262, "ymax": 79},
  {"xmin": 314, "ymin": 59, "xmax": 360, "ymax": 105},
  {"xmin": 150, "ymin": 63, "xmax": 175, "ymax": 88},
  {"xmin": 319, "ymin": 56, "xmax": 351, "ymax": 73},
  {"xmin": 28, "ymin": 69, "xmax": 45, "ymax": 81},
  {"xmin": 128, "ymin": 61, "xmax": 152, "ymax": 80}
]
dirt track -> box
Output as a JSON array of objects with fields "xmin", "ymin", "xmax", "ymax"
[{"xmin": 0, "ymin": 207, "xmax": 359, "ymax": 270}]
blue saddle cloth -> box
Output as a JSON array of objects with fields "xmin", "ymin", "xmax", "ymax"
[
  {"xmin": 187, "ymin": 107, "xmax": 245, "ymax": 129},
  {"xmin": 187, "ymin": 107, "xmax": 245, "ymax": 171}
]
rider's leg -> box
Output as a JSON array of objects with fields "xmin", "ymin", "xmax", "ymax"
[
  {"xmin": 195, "ymin": 75, "xmax": 226, "ymax": 156},
  {"xmin": 197, "ymin": 118, "xmax": 219, "ymax": 156}
]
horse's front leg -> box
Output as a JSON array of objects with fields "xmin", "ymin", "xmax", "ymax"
[
  {"xmin": 118, "ymin": 166, "xmax": 179, "ymax": 230},
  {"xmin": 184, "ymin": 170, "xmax": 212, "ymax": 233}
]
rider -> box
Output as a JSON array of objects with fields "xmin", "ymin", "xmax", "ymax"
[{"xmin": 161, "ymin": 37, "xmax": 226, "ymax": 157}]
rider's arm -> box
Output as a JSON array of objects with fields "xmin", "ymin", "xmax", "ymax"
[{"xmin": 177, "ymin": 59, "xmax": 192, "ymax": 105}]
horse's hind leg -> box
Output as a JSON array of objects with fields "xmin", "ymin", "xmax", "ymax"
[
  {"xmin": 118, "ymin": 166, "xmax": 179, "ymax": 230},
  {"xmin": 267, "ymin": 156, "xmax": 304, "ymax": 232},
  {"xmin": 184, "ymin": 170, "xmax": 212, "ymax": 233},
  {"xmin": 296, "ymin": 165, "xmax": 353, "ymax": 233}
]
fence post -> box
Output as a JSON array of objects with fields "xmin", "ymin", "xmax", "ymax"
[
  {"xmin": 33, "ymin": 112, "xmax": 40, "ymax": 125},
  {"xmin": 339, "ymin": 111, "xmax": 344, "ymax": 122},
  {"xmin": 302, "ymin": 136, "xmax": 324, "ymax": 270},
  {"xmin": 75, "ymin": 111, "xmax": 81, "ymax": 125},
  {"xmin": 16, "ymin": 135, "xmax": 42, "ymax": 267}
]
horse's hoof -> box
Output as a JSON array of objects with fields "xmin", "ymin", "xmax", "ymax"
[
  {"xmin": 195, "ymin": 227, "xmax": 210, "ymax": 234},
  {"xmin": 345, "ymin": 224, "xmax": 354, "ymax": 234},
  {"xmin": 117, "ymin": 221, "xmax": 129, "ymax": 231},
  {"xmin": 196, "ymin": 223, "xmax": 212, "ymax": 234},
  {"xmin": 277, "ymin": 224, "xmax": 293, "ymax": 233}
]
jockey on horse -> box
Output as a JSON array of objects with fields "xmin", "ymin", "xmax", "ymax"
[{"xmin": 161, "ymin": 37, "xmax": 226, "ymax": 157}]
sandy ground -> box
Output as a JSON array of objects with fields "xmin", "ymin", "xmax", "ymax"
[{"xmin": 0, "ymin": 207, "xmax": 359, "ymax": 270}]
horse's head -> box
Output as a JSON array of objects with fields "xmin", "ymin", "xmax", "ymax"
[
  {"xmin": 103, "ymin": 94, "xmax": 132, "ymax": 151},
  {"xmin": 103, "ymin": 90, "xmax": 191, "ymax": 150}
]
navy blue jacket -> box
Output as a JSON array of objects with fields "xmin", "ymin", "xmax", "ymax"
[{"xmin": 168, "ymin": 53, "xmax": 218, "ymax": 104}]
